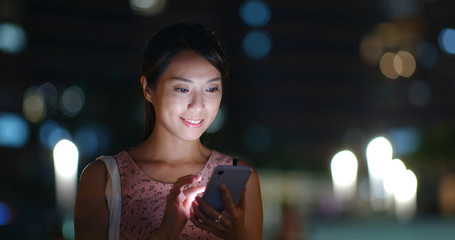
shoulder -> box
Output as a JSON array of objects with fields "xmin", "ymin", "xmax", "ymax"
[
  {"xmin": 79, "ymin": 159, "xmax": 108, "ymax": 187},
  {"xmin": 237, "ymin": 159, "xmax": 260, "ymax": 183},
  {"xmin": 80, "ymin": 151, "xmax": 127, "ymax": 181},
  {"xmin": 75, "ymin": 159, "xmax": 110, "ymax": 218},
  {"xmin": 79, "ymin": 151, "xmax": 125, "ymax": 184}
]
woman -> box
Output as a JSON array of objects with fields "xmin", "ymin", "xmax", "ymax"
[{"xmin": 74, "ymin": 22, "xmax": 263, "ymax": 239}]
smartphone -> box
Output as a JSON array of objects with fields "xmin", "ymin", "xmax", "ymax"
[{"xmin": 202, "ymin": 165, "xmax": 252, "ymax": 212}]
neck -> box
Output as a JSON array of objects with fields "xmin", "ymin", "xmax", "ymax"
[{"xmin": 133, "ymin": 127, "xmax": 210, "ymax": 164}]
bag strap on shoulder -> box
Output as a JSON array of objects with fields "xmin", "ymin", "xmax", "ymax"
[{"xmin": 97, "ymin": 156, "xmax": 121, "ymax": 240}]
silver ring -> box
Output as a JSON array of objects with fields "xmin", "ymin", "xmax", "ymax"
[{"xmin": 214, "ymin": 214, "xmax": 222, "ymax": 223}]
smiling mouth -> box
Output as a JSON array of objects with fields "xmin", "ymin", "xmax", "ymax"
[{"xmin": 180, "ymin": 117, "xmax": 204, "ymax": 128}]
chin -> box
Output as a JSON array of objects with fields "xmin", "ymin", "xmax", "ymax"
[{"xmin": 179, "ymin": 130, "xmax": 206, "ymax": 141}]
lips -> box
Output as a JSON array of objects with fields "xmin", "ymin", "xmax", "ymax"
[{"xmin": 180, "ymin": 117, "xmax": 204, "ymax": 128}]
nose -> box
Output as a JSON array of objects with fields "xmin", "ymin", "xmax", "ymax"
[{"xmin": 188, "ymin": 91, "xmax": 204, "ymax": 111}]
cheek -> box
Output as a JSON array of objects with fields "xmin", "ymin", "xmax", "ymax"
[
  {"xmin": 207, "ymin": 98, "xmax": 221, "ymax": 117},
  {"xmin": 161, "ymin": 96, "xmax": 186, "ymax": 112}
]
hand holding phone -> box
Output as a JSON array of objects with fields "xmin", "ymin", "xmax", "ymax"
[{"xmin": 202, "ymin": 165, "xmax": 252, "ymax": 212}]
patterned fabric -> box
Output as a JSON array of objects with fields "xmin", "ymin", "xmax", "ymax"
[{"xmin": 115, "ymin": 150, "xmax": 232, "ymax": 240}]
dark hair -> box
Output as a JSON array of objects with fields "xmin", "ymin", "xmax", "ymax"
[{"xmin": 141, "ymin": 22, "xmax": 229, "ymax": 141}]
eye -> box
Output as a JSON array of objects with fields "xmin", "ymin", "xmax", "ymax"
[
  {"xmin": 175, "ymin": 88, "xmax": 189, "ymax": 93},
  {"xmin": 206, "ymin": 87, "xmax": 219, "ymax": 93}
]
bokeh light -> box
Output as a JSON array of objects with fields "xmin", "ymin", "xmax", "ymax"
[
  {"xmin": 383, "ymin": 159, "xmax": 406, "ymax": 199},
  {"xmin": 60, "ymin": 85, "xmax": 85, "ymax": 117},
  {"xmin": 22, "ymin": 86, "xmax": 46, "ymax": 123},
  {"xmin": 239, "ymin": 0, "xmax": 271, "ymax": 27},
  {"xmin": 0, "ymin": 112, "xmax": 29, "ymax": 148},
  {"xmin": 206, "ymin": 105, "xmax": 228, "ymax": 133},
  {"xmin": 366, "ymin": 137, "xmax": 393, "ymax": 179},
  {"xmin": 439, "ymin": 28, "xmax": 455, "ymax": 55},
  {"xmin": 242, "ymin": 30, "xmax": 272, "ymax": 59},
  {"xmin": 62, "ymin": 216, "xmax": 75, "ymax": 240},
  {"xmin": 53, "ymin": 139, "xmax": 79, "ymax": 214},
  {"xmin": 387, "ymin": 126, "xmax": 420, "ymax": 156},
  {"xmin": 376, "ymin": 22, "xmax": 401, "ymax": 49},
  {"xmin": 394, "ymin": 51, "xmax": 416, "ymax": 78},
  {"xmin": 39, "ymin": 119, "xmax": 72, "ymax": 149},
  {"xmin": 0, "ymin": 22, "xmax": 27, "ymax": 54},
  {"xmin": 331, "ymin": 150, "xmax": 358, "ymax": 187},
  {"xmin": 244, "ymin": 125, "xmax": 272, "ymax": 152},
  {"xmin": 379, "ymin": 51, "xmax": 416, "ymax": 79},
  {"xmin": 394, "ymin": 169, "xmax": 418, "ymax": 202},
  {"xmin": 129, "ymin": 0, "xmax": 167, "ymax": 16},
  {"xmin": 331, "ymin": 150, "xmax": 358, "ymax": 202},
  {"xmin": 365, "ymin": 136, "xmax": 418, "ymax": 220},
  {"xmin": 366, "ymin": 137, "xmax": 393, "ymax": 210},
  {"xmin": 0, "ymin": 201, "xmax": 13, "ymax": 225},
  {"xmin": 380, "ymin": 52, "xmax": 399, "ymax": 79},
  {"xmin": 75, "ymin": 123, "xmax": 110, "ymax": 157},
  {"xmin": 408, "ymin": 79, "xmax": 431, "ymax": 108},
  {"xmin": 53, "ymin": 139, "xmax": 79, "ymax": 178},
  {"xmin": 438, "ymin": 174, "xmax": 455, "ymax": 216},
  {"xmin": 38, "ymin": 82, "xmax": 58, "ymax": 110},
  {"xmin": 359, "ymin": 34, "xmax": 383, "ymax": 65},
  {"xmin": 416, "ymin": 42, "xmax": 438, "ymax": 69},
  {"xmin": 394, "ymin": 169, "xmax": 418, "ymax": 222}
]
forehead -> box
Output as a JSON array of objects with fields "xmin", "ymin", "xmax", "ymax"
[{"xmin": 163, "ymin": 50, "xmax": 221, "ymax": 81}]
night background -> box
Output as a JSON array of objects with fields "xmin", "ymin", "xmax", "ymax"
[{"xmin": 1, "ymin": 0, "xmax": 455, "ymax": 239}]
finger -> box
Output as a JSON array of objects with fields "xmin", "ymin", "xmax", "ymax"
[
  {"xmin": 190, "ymin": 213, "xmax": 218, "ymax": 234},
  {"xmin": 192, "ymin": 201, "xmax": 218, "ymax": 225},
  {"xmin": 183, "ymin": 186, "xmax": 206, "ymax": 209},
  {"xmin": 219, "ymin": 184, "xmax": 236, "ymax": 213},
  {"xmin": 193, "ymin": 174, "xmax": 202, "ymax": 182},
  {"xmin": 171, "ymin": 175, "xmax": 199, "ymax": 192},
  {"xmin": 166, "ymin": 188, "xmax": 181, "ymax": 203},
  {"xmin": 170, "ymin": 177, "xmax": 191, "ymax": 189},
  {"xmin": 183, "ymin": 186, "xmax": 206, "ymax": 197},
  {"xmin": 195, "ymin": 196, "xmax": 220, "ymax": 219},
  {"xmin": 170, "ymin": 181, "xmax": 190, "ymax": 194}
]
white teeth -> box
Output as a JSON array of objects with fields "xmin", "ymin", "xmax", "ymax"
[{"xmin": 184, "ymin": 118, "xmax": 202, "ymax": 124}]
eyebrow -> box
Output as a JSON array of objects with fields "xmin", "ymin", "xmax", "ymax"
[{"xmin": 170, "ymin": 77, "xmax": 221, "ymax": 83}]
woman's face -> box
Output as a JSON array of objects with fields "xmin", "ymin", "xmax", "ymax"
[{"xmin": 146, "ymin": 50, "xmax": 222, "ymax": 141}]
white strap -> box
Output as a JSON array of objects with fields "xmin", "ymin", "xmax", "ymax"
[{"xmin": 98, "ymin": 156, "xmax": 121, "ymax": 240}]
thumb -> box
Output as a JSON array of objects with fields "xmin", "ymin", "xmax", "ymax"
[{"xmin": 183, "ymin": 186, "xmax": 205, "ymax": 209}]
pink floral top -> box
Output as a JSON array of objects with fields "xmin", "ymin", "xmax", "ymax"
[{"xmin": 114, "ymin": 150, "xmax": 232, "ymax": 240}]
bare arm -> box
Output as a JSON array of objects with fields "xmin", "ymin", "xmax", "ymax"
[
  {"xmin": 74, "ymin": 160, "xmax": 109, "ymax": 240},
  {"xmin": 239, "ymin": 160, "xmax": 263, "ymax": 240}
]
